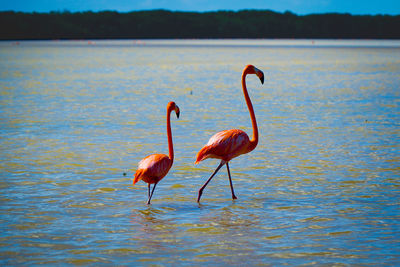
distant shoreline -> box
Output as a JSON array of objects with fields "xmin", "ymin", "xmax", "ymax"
[
  {"xmin": 1, "ymin": 10, "xmax": 399, "ymax": 40},
  {"xmin": 2, "ymin": 39, "xmax": 400, "ymax": 49}
]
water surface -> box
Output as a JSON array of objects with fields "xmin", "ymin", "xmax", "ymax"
[{"xmin": 1, "ymin": 39, "xmax": 399, "ymax": 265}]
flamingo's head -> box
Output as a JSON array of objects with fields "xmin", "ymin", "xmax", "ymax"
[
  {"xmin": 168, "ymin": 101, "xmax": 180, "ymax": 118},
  {"xmin": 245, "ymin": 64, "xmax": 264, "ymax": 84}
]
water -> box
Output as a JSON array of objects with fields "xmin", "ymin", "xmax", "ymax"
[{"xmin": 1, "ymin": 39, "xmax": 399, "ymax": 265}]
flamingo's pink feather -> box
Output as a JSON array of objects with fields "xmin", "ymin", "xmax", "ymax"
[{"xmin": 195, "ymin": 129, "xmax": 250, "ymax": 164}]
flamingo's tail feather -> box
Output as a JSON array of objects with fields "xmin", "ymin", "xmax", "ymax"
[
  {"xmin": 195, "ymin": 146, "xmax": 211, "ymax": 164},
  {"xmin": 133, "ymin": 169, "xmax": 143, "ymax": 185}
]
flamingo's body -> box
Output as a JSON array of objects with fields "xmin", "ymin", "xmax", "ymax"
[
  {"xmin": 195, "ymin": 129, "xmax": 253, "ymax": 164},
  {"xmin": 134, "ymin": 154, "xmax": 172, "ymax": 185},
  {"xmin": 195, "ymin": 65, "xmax": 264, "ymax": 203},
  {"xmin": 133, "ymin": 101, "xmax": 180, "ymax": 204}
]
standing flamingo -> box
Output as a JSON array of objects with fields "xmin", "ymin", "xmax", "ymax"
[
  {"xmin": 133, "ymin": 101, "xmax": 180, "ymax": 204},
  {"xmin": 195, "ymin": 65, "xmax": 264, "ymax": 203}
]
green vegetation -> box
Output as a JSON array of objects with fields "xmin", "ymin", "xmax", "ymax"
[{"xmin": 1, "ymin": 9, "xmax": 399, "ymax": 40}]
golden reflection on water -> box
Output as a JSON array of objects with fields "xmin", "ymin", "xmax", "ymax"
[{"xmin": 0, "ymin": 40, "xmax": 399, "ymax": 265}]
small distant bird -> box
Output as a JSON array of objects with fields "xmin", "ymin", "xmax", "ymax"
[
  {"xmin": 133, "ymin": 101, "xmax": 180, "ymax": 204},
  {"xmin": 195, "ymin": 65, "xmax": 264, "ymax": 203}
]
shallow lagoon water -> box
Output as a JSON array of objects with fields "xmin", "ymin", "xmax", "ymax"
[{"xmin": 1, "ymin": 39, "xmax": 400, "ymax": 265}]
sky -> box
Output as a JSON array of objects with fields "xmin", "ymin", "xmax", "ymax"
[{"xmin": 1, "ymin": 0, "xmax": 399, "ymax": 15}]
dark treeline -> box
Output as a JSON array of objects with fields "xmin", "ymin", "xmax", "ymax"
[{"xmin": 1, "ymin": 9, "xmax": 400, "ymax": 40}]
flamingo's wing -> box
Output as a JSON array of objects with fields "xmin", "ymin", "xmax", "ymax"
[
  {"xmin": 196, "ymin": 129, "xmax": 250, "ymax": 163},
  {"xmin": 134, "ymin": 154, "xmax": 172, "ymax": 185}
]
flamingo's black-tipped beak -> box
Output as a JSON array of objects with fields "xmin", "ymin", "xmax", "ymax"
[
  {"xmin": 177, "ymin": 110, "xmax": 180, "ymax": 119},
  {"xmin": 175, "ymin": 106, "xmax": 180, "ymax": 119},
  {"xmin": 253, "ymin": 66, "xmax": 264, "ymax": 85},
  {"xmin": 260, "ymin": 75, "xmax": 264, "ymax": 84}
]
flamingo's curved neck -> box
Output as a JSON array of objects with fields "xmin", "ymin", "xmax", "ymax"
[
  {"xmin": 166, "ymin": 107, "xmax": 174, "ymax": 163},
  {"xmin": 242, "ymin": 68, "xmax": 258, "ymax": 152}
]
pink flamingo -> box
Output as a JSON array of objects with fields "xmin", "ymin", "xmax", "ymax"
[
  {"xmin": 195, "ymin": 65, "xmax": 264, "ymax": 203},
  {"xmin": 133, "ymin": 101, "xmax": 180, "ymax": 204}
]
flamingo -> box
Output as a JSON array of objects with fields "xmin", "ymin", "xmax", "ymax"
[
  {"xmin": 195, "ymin": 65, "xmax": 264, "ymax": 203},
  {"xmin": 133, "ymin": 101, "xmax": 180, "ymax": 204}
]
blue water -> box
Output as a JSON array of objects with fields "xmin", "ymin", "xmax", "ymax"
[{"xmin": 0, "ymin": 39, "xmax": 399, "ymax": 265}]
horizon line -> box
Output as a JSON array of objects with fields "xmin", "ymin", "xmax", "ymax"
[{"xmin": 1, "ymin": 8, "xmax": 399, "ymax": 17}]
